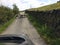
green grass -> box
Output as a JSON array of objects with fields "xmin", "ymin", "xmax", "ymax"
[
  {"xmin": 34, "ymin": 23, "xmax": 60, "ymax": 45},
  {"xmin": 28, "ymin": 15, "xmax": 60, "ymax": 45},
  {"xmin": 0, "ymin": 43, "xmax": 4, "ymax": 45},
  {"xmin": 0, "ymin": 17, "xmax": 15, "ymax": 34},
  {"xmin": 28, "ymin": 2, "xmax": 60, "ymax": 11}
]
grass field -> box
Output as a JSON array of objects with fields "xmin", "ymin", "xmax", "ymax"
[{"xmin": 28, "ymin": 2, "xmax": 60, "ymax": 11}]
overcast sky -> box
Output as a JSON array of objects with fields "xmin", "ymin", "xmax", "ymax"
[{"xmin": 0, "ymin": 0, "xmax": 59, "ymax": 10}]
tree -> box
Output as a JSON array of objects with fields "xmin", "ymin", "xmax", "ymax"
[{"xmin": 13, "ymin": 4, "xmax": 19, "ymax": 15}]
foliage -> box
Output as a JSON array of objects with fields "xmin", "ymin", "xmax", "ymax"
[
  {"xmin": 0, "ymin": 16, "xmax": 15, "ymax": 34},
  {"xmin": 13, "ymin": 4, "xmax": 19, "ymax": 15},
  {"xmin": 0, "ymin": 5, "xmax": 18, "ymax": 33},
  {"xmin": 0, "ymin": 5, "xmax": 14, "ymax": 25}
]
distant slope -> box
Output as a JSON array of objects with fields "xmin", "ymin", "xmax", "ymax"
[{"xmin": 28, "ymin": 2, "xmax": 60, "ymax": 11}]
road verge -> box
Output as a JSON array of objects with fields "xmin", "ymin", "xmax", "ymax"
[{"xmin": 0, "ymin": 17, "xmax": 15, "ymax": 34}]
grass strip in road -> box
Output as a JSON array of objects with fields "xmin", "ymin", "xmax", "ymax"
[{"xmin": 0, "ymin": 17, "xmax": 15, "ymax": 34}]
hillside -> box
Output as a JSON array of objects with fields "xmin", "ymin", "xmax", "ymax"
[{"xmin": 28, "ymin": 2, "xmax": 60, "ymax": 11}]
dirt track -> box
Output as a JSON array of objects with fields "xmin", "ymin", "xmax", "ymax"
[{"xmin": 1, "ymin": 17, "xmax": 47, "ymax": 45}]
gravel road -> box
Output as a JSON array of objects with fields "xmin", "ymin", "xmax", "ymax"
[{"xmin": 1, "ymin": 17, "xmax": 47, "ymax": 45}]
